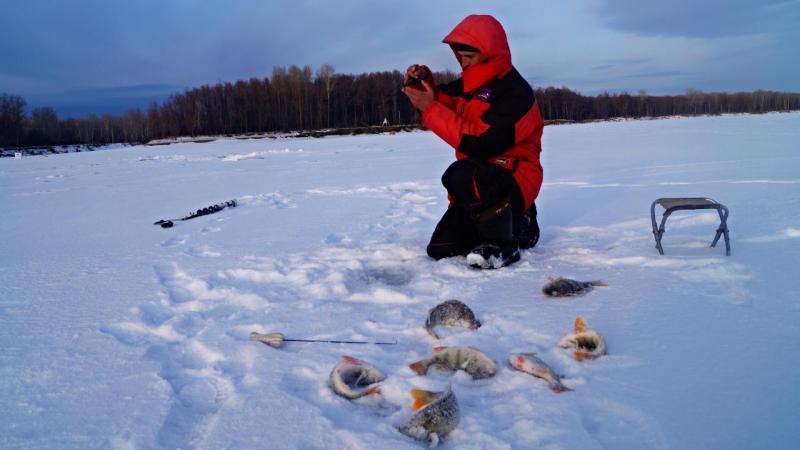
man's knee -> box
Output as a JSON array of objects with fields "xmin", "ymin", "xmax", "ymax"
[
  {"xmin": 441, "ymin": 159, "xmax": 477, "ymax": 192},
  {"xmin": 441, "ymin": 160, "xmax": 480, "ymax": 206}
]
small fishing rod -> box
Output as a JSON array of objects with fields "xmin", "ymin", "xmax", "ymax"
[{"xmin": 250, "ymin": 332, "xmax": 397, "ymax": 349}]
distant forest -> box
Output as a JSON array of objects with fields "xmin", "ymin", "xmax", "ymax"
[{"xmin": 2, "ymin": 64, "xmax": 799, "ymax": 148}]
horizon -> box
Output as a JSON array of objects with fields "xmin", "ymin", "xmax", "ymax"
[{"xmin": 2, "ymin": 0, "xmax": 798, "ymax": 119}]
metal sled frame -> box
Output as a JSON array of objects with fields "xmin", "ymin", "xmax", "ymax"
[{"xmin": 650, "ymin": 197, "xmax": 730, "ymax": 256}]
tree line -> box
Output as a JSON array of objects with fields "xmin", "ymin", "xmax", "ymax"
[{"xmin": 2, "ymin": 65, "xmax": 799, "ymax": 148}]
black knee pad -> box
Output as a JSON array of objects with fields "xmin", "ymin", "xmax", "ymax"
[{"xmin": 441, "ymin": 160, "xmax": 477, "ymax": 193}]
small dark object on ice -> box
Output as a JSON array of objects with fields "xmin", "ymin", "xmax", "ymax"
[
  {"xmin": 542, "ymin": 276, "xmax": 607, "ymax": 297},
  {"xmin": 425, "ymin": 300, "xmax": 481, "ymax": 339},
  {"xmin": 154, "ymin": 199, "xmax": 237, "ymax": 228}
]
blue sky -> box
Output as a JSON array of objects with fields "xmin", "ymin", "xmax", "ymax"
[{"xmin": 2, "ymin": 0, "xmax": 798, "ymax": 118}]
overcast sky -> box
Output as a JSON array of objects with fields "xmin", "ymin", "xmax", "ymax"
[{"xmin": 2, "ymin": 0, "xmax": 798, "ymax": 118}]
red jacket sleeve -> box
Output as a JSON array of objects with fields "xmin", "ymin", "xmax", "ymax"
[
  {"xmin": 422, "ymin": 82, "xmax": 534, "ymax": 159},
  {"xmin": 422, "ymin": 101, "xmax": 489, "ymax": 150},
  {"xmin": 433, "ymin": 90, "xmax": 459, "ymax": 111}
]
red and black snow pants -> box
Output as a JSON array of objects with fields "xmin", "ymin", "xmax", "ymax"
[{"xmin": 426, "ymin": 159, "xmax": 524, "ymax": 259}]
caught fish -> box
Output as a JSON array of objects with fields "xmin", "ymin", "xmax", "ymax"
[
  {"xmin": 558, "ymin": 316, "xmax": 606, "ymax": 361},
  {"xmin": 329, "ymin": 355, "xmax": 385, "ymax": 399},
  {"xmin": 425, "ymin": 299, "xmax": 481, "ymax": 339},
  {"xmin": 409, "ymin": 346, "xmax": 497, "ymax": 379},
  {"xmin": 542, "ymin": 276, "xmax": 607, "ymax": 297},
  {"xmin": 398, "ymin": 386, "xmax": 459, "ymax": 446},
  {"xmin": 508, "ymin": 352, "xmax": 573, "ymax": 393}
]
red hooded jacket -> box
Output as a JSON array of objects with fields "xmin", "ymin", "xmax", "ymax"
[{"xmin": 421, "ymin": 15, "xmax": 543, "ymax": 210}]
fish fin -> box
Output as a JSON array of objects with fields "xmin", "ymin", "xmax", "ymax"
[
  {"xmin": 432, "ymin": 346, "xmax": 448, "ymax": 352},
  {"xmin": 552, "ymin": 385, "xmax": 574, "ymax": 393},
  {"xmin": 547, "ymin": 275, "xmax": 555, "ymax": 282},
  {"xmin": 341, "ymin": 355, "xmax": 360, "ymax": 364},
  {"xmin": 592, "ymin": 280, "xmax": 608, "ymax": 287},
  {"xmin": 408, "ymin": 360, "xmax": 428, "ymax": 375},
  {"xmin": 574, "ymin": 350, "xmax": 590, "ymax": 361},
  {"xmin": 574, "ymin": 316, "xmax": 587, "ymax": 333},
  {"xmin": 409, "ymin": 388, "xmax": 435, "ymax": 411},
  {"xmin": 515, "ymin": 355, "xmax": 526, "ymax": 369},
  {"xmin": 366, "ymin": 385, "xmax": 381, "ymax": 396}
]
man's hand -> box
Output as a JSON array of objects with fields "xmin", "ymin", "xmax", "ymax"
[{"xmin": 403, "ymin": 78, "xmax": 435, "ymax": 112}]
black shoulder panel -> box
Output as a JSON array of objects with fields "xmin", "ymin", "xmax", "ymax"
[
  {"xmin": 438, "ymin": 78, "xmax": 465, "ymax": 97},
  {"xmin": 457, "ymin": 68, "xmax": 534, "ymax": 159}
]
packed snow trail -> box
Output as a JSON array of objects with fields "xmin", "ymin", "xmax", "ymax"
[{"xmin": 2, "ymin": 113, "xmax": 799, "ymax": 449}]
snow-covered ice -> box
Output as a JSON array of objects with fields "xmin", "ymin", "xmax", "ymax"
[{"xmin": 1, "ymin": 112, "xmax": 799, "ymax": 449}]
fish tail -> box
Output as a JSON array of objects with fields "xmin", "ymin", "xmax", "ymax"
[
  {"xmin": 408, "ymin": 360, "xmax": 428, "ymax": 375},
  {"xmin": 551, "ymin": 384, "xmax": 574, "ymax": 393},
  {"xmin": 574, "ymin": 350, "xmax": 590, "ymax": 361},
  {"xmin": 341, "ymin": 355, "xmax": 360, "ymax": 364},
  {"xmin": 409, "ymin": 388, "xmax": 435, "ymax": 411},
  {"xmin": 574, "ymin": 316, "xmax": 587, "ymax": 333}
]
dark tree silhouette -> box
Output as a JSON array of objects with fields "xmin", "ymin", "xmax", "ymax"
[{"xmin": 2, "ymin": 68, "xmax": 799, "ymax": 149}]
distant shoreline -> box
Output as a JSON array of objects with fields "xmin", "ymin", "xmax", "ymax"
[{"xmin": 3, "ymin": 110, "xmax": 797, "ymax": 158}]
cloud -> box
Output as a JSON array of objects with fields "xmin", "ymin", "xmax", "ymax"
[
  {"xmin": 2, "ymin": 0, "xmax": 798, "ymax": 116},
  {"xmin": 591, "ymin": 0, "xmax": 800, "ymax": 38},
  {"xmin": 25, "ymin": 84, "xmax": 180, "ymax": 119}
]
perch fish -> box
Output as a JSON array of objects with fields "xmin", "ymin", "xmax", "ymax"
[
  {"xmin": 409, "ymin": 346, "xmax": 497, "ymax": 380},
  {"xmin": 329, "ymin": 355, "xmax": 385, "ymax": 399},
  {"xmin": 425, "ymin": 300, "xmax": 481, "ymax": 339},
  {"xmin": 558, "ymin": 316, "xmax": 606, "ymax": 361},
  {"xmin": 397, "ymin": 386, "xmax": 459, "ymax": 447}
]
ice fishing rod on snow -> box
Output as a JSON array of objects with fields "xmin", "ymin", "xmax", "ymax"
[
  {"xmin": 249, "ymin": 331, "xmax": 397, "ymax": 349},
  {"xmin": 154, "ymin": 199, "xmax": 237, "ymax": 228}
]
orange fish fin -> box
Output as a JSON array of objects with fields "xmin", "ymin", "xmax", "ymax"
[
  {"xmin": 574, "ymin": 316, "xmax": 587, "ymax": 333},
  {"xmin": 408, "ymin": 361, "xmax": 427, "ymax": 375},
  {"xmin": 432, "ymin": 346, "xmax": 448, "ymax": 352},
  {"xmin": 366, "ymin": 386, "xmax": 381, "ymax": 396},
  {"xmin": 410, "ymin": 388, "xmax": 435, "ymax": 411},
  {"xmin": 341, "ymin": 355, "xmax": 360, "ymax": 364},
  {"xmin": 574, "ymin": 351, "xmax": 590, "ymax": 361}
]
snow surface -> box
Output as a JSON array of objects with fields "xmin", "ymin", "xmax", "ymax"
[{"xmin": 1, "ymin": 112, "xmax": 799, "ymax": 449}]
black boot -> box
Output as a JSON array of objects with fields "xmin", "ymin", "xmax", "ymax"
[
  {"xmin": 515, "ymin": 202, "xmax": 540, "ymax": 250},
  {"xmin": 467, "ymin": 199, "xmax": 521, "ymax": 269}
]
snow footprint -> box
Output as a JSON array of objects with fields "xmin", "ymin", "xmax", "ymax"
[
  {"xmin": 104, "ymin": 264, "xmax": 268, "ymax": 448},
  {"xmin": 578, "ymin": 397, "xmax": 668, "ymax": 449},
  {"xmin": 161, "ymin": 235, "xmax": 188, "ymax": 247}
]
